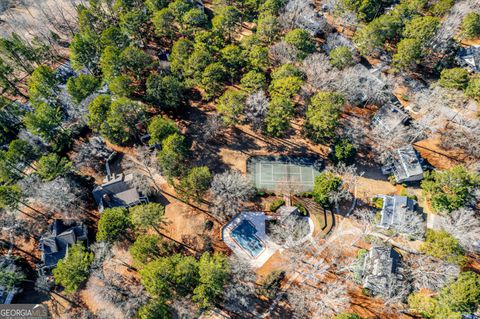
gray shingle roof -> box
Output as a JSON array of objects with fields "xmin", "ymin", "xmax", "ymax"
[
  {"xmin": 362, "ymin": 246, "xmax": 400, "ymax": 296},
  {"xmin": 376, "ymin": 195, "xmax": 417, "ymax": 230},
  {"xmin": 382, "ymin": 145, "xmax": 424, "ymax": 183},
  {"xmin": 458, "ymin": 45, "xmax": 480, "ymax": 72},
  {"xmin": 39, "ymin": 220, "xmax": 88, "ymax": 269},
  {"xmin": 92, "ymin": 173, "xmax": 147, "ymax": 212}
]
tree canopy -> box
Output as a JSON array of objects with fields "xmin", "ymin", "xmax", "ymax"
[
  {"xmin": 421, "ymin": 166, "xmax": 479, "ymax": 213},
  {"xmin": 36, "ymin": 153, "xmax": 72, "ymax": 181},
  {"xmin": 306, "ymin": 92, "xmax": 344, "ymax": 143},
  {"xmin": 66, "ymin": 74, "xmax": 99, "ymax": 103},
  {"xmin": 130, "ymin": 203, "xmax": 166, "ymax": 234},
  {"xmin": 96, "ymin": 207, "xmax": 131, "ymax": 242},
  {"xmin": 147, "ymin": 116, "xmax": 179, "ymax": 146},
  {"xmin": 409, "ymin": 271, "xmax": 480, "ymax": 319},
  {"xmin": 420, "ymin": 229, "xmax": 465, "ymax": 265},
  {"xmin": 52, "ymin": 243, "xmax": 93, "ymax": 293},
  {"xmin": 312, "ymin": 172, "xmax": 343, "ymax": 207},
  {"xmin": 180, "ymin": 166, "xmax": 212, "ymax": 202}
]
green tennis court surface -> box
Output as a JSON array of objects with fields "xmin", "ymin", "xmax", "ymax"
[{"xmin": 247, "ymin": 156, "xmax": 323, "ymax": 193}]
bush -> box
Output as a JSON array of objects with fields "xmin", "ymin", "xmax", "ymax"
[
  {"xmin": 108, "ymin": 75, "xmax": 134, "ymax": 97},
  {"xmin": 204, "ymin": 220, "xmax": 214, "ymax": 231},
  {"xmin": 147, "ymin": 116, "xmax": 179, "ymax": 145},
  {"xmin": 461, "ymin": 12, "xmax": 480, "ymax": 39},
  {"xmin": 371, "ymin": 197, "xmax": 384, "ymax": 209},
  {"xmin": 439, "ymin": 68, "xmax": 470, "ymax": 90},
  {"xmin": 269, "ymin": 199, "xmax": 285, "ymax": 212},
  {"xmin": 295, "ymin": 203, "xmax": 308, "ymax": 215},
  {"xmin": 329, "ymin": 46, "xmax": 355, "ymax": 69},
  {"xmin": 240, "ymin": 70, "xmax": 267, "ymax": 92},
  {"xmin": 466, "ymin": 75, "xmax": 480, "ymax": 101},
  {"xmin": 257, "ymin": 270, "xmax": 284, "ymax": 299},
  {"xmin": 388, "ymin": 175, "xmax": 397, "ymax": 185},
  {"xmin": 284, "ymin": 29, "xmax": 315, "ymax": 59},
  {"xmin": 408, "ymin": 271, "xmax": 480, "ymax": 319},
  {"xmin": 157, "ymin": 133, "xmax": 188, "ymax": 178},
  {"xmin": 357, "ymin": 249, "xmax": 368, "ymax": 258},
  {"xmin": 146, "ymin": 74, "xmax": 184, "ymax": 109},
  {"xmin": 130, "ymin": 235, "xmax": 171, "ymax": 265},
  {"xmin": 429, "ymin": 0, "xmax": 454, "ymax": 16},
  {"xmin": 37, "ymin": 153, "xmax": 72, "ymax": 181},
  {"xmin": 393, "ymin": 38, "xmax": 423, "ymax": 70},
  {"xmin": 305, "ymin": 92, "xmax": 345, "ymax": 143},
  {"xmin": 334, "ymin": 313, "xmax": 362, "ymax": 319},
  {"xmin": 361, "ymin": 287, "xmax": 372, "ymax": 297}
]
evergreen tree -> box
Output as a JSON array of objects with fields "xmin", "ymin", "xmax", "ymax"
[
  {"xmin": 52, "ymin": 244, "xmax": 93, "ymax": 293},
  {"xmin": 97, "ymin": 207, "xmax": 131, "ymax": 242}
]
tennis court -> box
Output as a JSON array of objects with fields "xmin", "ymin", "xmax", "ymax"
[{"xmin": 247, "ymin": 156, "xmax": 323, "ymax": 193}]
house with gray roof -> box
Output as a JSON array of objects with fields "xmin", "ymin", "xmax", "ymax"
[
  {"xmin": 38, "ymin": 220, "xmax": 88, "ymax": 272},
  {"xmin": 381, "ymin": 145, "xmax": 424, "ymax": 183},
  {"xmin": 362, "ymin": 246, "xmax": 400, "ymax": 296},
  {"xmin": 373, "ymin": 195, "xmax": 424, "ymax": 237},
  {"xmin": 92, "ymin": 173, "xmax": 148, "ymax": 212},
  {"xmin": 458, "ymin": 45, "xmax": 480, "ymax": 73},
  {"xmin": 371, "ymin": 103, "xmax": 410, "ymax": 135}
]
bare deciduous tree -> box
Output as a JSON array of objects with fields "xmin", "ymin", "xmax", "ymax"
[
  {"xmin": 210, "ymin": 170, "xmax": 255, "ymax": 220},
  {"xmin": 126, "ymin": 173, "xmax": 156, "ymax": 197},
  {"xmin": 335, "ymin": 64, "xmax": 394, "ymax": 107},
  {"xmin": 74, "ymin": 136, "xmax": 111, "ymax": 172},
  {"xmin": 269, "ymin": 41, "xmax": 299, "ymax": 66},
  {"xmin": 34, "ymin": 177, "xmax": 87, "ymax": 220},
  {"xmin": 245, "ymin": 90, "xmax": 269, "ymax": 132},
  {"xmin": 390, "ymin": 210, "xmax": 426, "ymax": 240},
  {"xmin": 440, "ymin": 122, "xmax": 480, "ymax": 162},
  {"xmin": 280, "ymin": 0, "xmax": 330, "ymax": 35},
  {"xmin": 87, "ymin": 270, "xmax": 147, "ymax": 319},
  {"xmin": 170, "ymin": 296, "xmax": 198, "ymax": 319},
  {"xmin": 59, "ymin": 307, "xmax": 94, "ymax": 319},
  {"xmin": 90, "ymin": 241, "xmax": 113, "ymax": 274},
  {"xmin": 323, "ymin": 0, "xmax": 358, "ymax": 31},
  {"xmin": 324, "ymin": 33, "xmax": 356, "ymax": 54},
  {"xmin": 287, "ymin": 280, "xmax": 350, "ymax": 318},
  {"xmin": 202, "ymin": 114, "xmax": 227, "ymax": 143},
  {"xmin": 350, "ymin": 207, "xmax": 376, "ymax": 236},
  {"xmin": 440, "ymin": 208, "xmax": 480, "ymax": 253},
  {"xmin": 327, "ymin": 163, "xmax": 362, "ymax": 212},
  {"xmin": 431, "ymin": 0, "xmax": 480, "ymax": 51},
  {"xmin": 223, "ymin": 255, "xmax": 257, "ymax": 315},
  {"xmin": 268, "ymin": 209, "xmax": 311, "ymax": 248},
  {"xmin": 301, "ymin": 53, "xmax": 338, "ymax": 92},
  {"xmin": 406, "ymin": 254, "xmax": 459, "ymax": 291}
]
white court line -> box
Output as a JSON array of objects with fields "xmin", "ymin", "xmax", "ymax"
[{"xmin": 258, "ymin": 162, "xmax": 262, "ymax": 186}]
